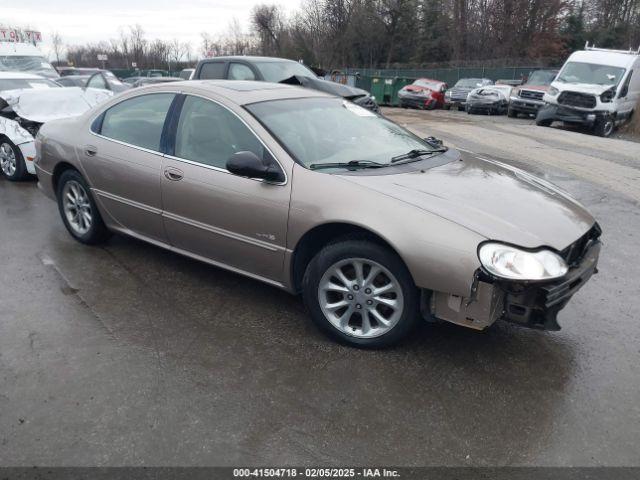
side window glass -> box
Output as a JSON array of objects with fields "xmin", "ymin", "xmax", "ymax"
[
  {"xmin": 619, "ymin": 70, "xmax": 632, "ymax": 97},
  {"xmin": 228, "ymin": 63, "xmax": 256, "ymax": 81},
  {"xmin": 87, "ymin": 74, "xmax": 107, "ymax": 90},
  {"xmin": 100, "ymin": 93, "xmax": 175, "ymax": 151},
  {"xmin": 175, "ymin": 96, "xmax": 264, "ymax": 170},
  {"xmin": 199, "ymin": 62, "xmax": 226, "ymax": 79}
]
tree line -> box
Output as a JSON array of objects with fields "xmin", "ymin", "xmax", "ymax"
[
  {"xmin": 57, "ymin": 0, "xmax": 640, "ymax": 71},
  {"xmin": 249, "ymin": 0, "xmax": 640, "ymax": 69}
]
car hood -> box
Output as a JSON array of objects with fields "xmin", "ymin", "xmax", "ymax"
[
  {"xmin": 520, "ymin": 84, "xmax": 550, "ymax": 91},
  {"xmin": 281, "ymin": 75, "xmax": 369, "ymax": 99},
  {"xmin": 0, "ymin": 87, "xmax": 112, "ymax": 123},
  {"xmin": 551, "ymin": 82, "xmax": 615, "ymax": 95},
  {"xmin": 404, "ymin": 85, "xmax": 433, "ymax": 93},
  {"xmin": 339, "ymin": 151, "xmax": 594, "ymax": 251}
]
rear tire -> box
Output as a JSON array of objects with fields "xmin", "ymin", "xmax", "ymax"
[
  {"xmin": 0, "ymin": 139, "xmax": 28, "ymax": 181},
  {"xmin": 536, "ymin": 118, "xmax": 552, "ymax": 127},
  {"xmin": 56, "ymin": 169, "xmax": 111, "ymax": 245},
  {"xmin": 507, "ymin": 107, "xmax": 517, "ymax": 118},
  {"xmin": 302, "ymin": 239, "xmax": 420, "ymax": 348}
]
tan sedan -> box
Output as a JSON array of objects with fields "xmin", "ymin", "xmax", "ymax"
[{"xmin": 34, "ymin": 81, "xmax": 601, "ymax": 347}]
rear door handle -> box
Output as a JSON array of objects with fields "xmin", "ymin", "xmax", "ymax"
[
  {"xmin": 84, "ymin": 145, "xmax": 97, "ymax": 157},
  {"xmin": 164, "ymin": 167, "xmax": 184, "ymax": 181}
]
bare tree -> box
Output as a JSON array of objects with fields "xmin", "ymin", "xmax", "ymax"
[{"xmin": 51, "ymin": 31, "xmax": 63, "ymax": 65}]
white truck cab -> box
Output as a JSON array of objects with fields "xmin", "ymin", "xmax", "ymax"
[
  {"xmin": 537, "ymin": 43, "xmax": 640, "ymax": 137},
  {"xmin": 0, "ymin": 30, "xmax": 58, "ymax": 79}
]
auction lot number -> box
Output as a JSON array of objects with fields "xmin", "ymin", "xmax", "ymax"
[{"xmin": 233, "ymin": 468, "xmax": 400, "ymax": 478}]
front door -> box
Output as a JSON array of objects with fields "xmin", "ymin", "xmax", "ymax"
[
  {"xmin": 81, "ymin": 92, "xmax": 175, "ymax": 242},
  {"xmin": 160, "ymin": 94, "xmax": 291, "ymax": 284}
]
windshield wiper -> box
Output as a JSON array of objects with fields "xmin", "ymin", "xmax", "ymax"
[
  {"xmin": 391, "ymin": 148, "xmax": 447, "ymax": 164},
  {"xmin": 309, "ymin": 160, "xmax": 387, "ymax": 170}
]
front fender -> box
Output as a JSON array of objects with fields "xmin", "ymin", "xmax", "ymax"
[
  {"xmin": 287, "ymin": 164, "xmax": 486, "ymax": 297},
  {"xmin": 0, "ymin": 116, "xmax": 33, "ymax": 145}
]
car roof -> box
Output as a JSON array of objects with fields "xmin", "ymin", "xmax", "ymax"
[
  {"xmin": 199, "ymin": 56, "xmax": 298, "ymax": 64},
  {"xmin": 0, "ymin": 71, "xmax": 46, "ymax": 80},
  {"xmin": 568, "ymin": 50, "xmax": 638, "ymax": 69},
  {"xmin": 135, "ymin": 80, "xmax": 331, "ymax": 105},
  {"xmin": 415, "ymin": 78, "xmax": 445, "ymax": 83}
]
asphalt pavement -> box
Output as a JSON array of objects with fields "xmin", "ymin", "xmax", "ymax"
[{"xmin": 1, "ymin": 110, "xmax": 639, "ymax": 466}]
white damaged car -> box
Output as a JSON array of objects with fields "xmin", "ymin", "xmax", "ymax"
[{"xmin": 0, "ymin": 73, "xmax": 112, "ymax": 180}]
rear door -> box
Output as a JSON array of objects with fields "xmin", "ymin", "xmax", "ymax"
[
  {"xmin": 160, "ymin": 94, "xmax": 291, "ymax": 284},
  {"xmin": 82, "ymin": 92, "xmax": 176, "ymax": 242}
]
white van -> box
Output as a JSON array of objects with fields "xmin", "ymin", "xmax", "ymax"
[
  {"xmin": 537, "ymin": 43, "xmax": 640, "ymax": 137},
  {"xmin": 0, "ymin": 40, "xmax": 59, "ymax": 79}
]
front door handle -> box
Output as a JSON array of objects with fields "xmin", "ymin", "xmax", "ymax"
[
  {"xmin": 84, "ymin": 145, "xmax": 97, "ymax": 157},
  {"xmin": 164, "ymin": 167, "xmax": 184, "ymax": 181}
]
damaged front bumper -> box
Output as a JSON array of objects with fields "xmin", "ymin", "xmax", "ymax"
[
  {"xmin": 429, "ymin": 237, "xmax": 601, "ymax": 331},
  {"xmin": 536, "ymin": 103, "xmax": 609, "ymax": 127}
]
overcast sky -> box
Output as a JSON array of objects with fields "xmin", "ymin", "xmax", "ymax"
[{"xmin": 3, "ymin": 0, "xmax": 301, "ymax": 58}]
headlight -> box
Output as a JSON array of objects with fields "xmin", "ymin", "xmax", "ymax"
[
  {"xmin": 478, "ymin": 243, "xmax": 568, "ymax": 281},
  {"xmin": 548, "ymin": 86, "xmax": 559, "ymax": 96},
  {"xmin": 445, "ymin": 90, "xmax": 452, "ymax": 97},
  {"xmin": 600, "ymin": 88, "xmax": 614, "ymax": 103}
]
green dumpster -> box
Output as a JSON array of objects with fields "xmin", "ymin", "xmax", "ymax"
[{"xmin": 370, "ymin": 77, "xmax": 398, "ymax": 106}]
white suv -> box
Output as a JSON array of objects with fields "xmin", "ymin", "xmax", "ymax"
[{"xmin": 537, "ymin": 43, "xmax": 639, "ymax": 137}]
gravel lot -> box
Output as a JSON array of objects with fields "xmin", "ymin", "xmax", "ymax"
[{"xmin": 1, "ymin": 108, "xmax": 639, "ymax": 467}]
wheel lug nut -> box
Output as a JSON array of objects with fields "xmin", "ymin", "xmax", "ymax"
[
  {"xmin": 356, "ymin": 304, "xmax": 362, "ymax": 309},
  {"xmin": 347, "ymin": 294, "xmax": 354, "ymax": 300},
  {"xmin": 366, "ymin": 300, "xmax": 373, "ymax": 305},
  {"xmin": 365, "ymin": 288, "xmax": 372, "ymax": 294},
  {"xmin": 353, "ymin": 285, "xmax": 359, "ymax": 291}
]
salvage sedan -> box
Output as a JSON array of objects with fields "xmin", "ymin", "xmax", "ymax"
[
  {"xmin": 466, "ymin": 85, "xmax": 513, "ymax": 115},
  {"xmin": 398, "ymin": 78, "xmax": 447, "ymax": 110},
  {"xmin": 1, "ymin": 73, "xmax": 111, "ymax": 180},
  {"xmin": 34, "ymin": 81, "xmax": 601, "ymax": 347}
]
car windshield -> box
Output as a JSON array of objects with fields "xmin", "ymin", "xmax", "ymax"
[
  {"xmin": 0, "ymin": 55, "xmax": 58, "ymax": 77},
  {"xmin": 0, "ymin": 77, "xmax": 59, "ymax": 92},
  {"xmin": 254, "ymin": 61, "xmax": 317, "ymax": 82},
  {"xmin": 527, "ymin": 70, "xmax": 556, "ymax": 85},
  {"xmin": 414, "ymin": 79, "xmax": 441, "ymax": 90},
  {"xmin": 455, "ymin": 78, "xmax": 485, "ymax": 88},
  {"xmin": 247, "ymin": 97, "xmax": 440, "ymax": 170},
  {"xmin": 556, "ymin": 62, "xmax": 626, "ymax": 86}
]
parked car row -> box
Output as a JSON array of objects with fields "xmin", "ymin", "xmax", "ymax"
[{"xmin": 397, "ymin": 45, "xmax": 639, "ymax": 137}]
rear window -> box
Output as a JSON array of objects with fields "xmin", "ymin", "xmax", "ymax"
[{"xmin": 198, "ymin": 62, "xmax": 226, "ymax": 79}]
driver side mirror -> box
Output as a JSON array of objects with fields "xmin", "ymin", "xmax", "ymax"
[{"xmin": 226, "ymin": 151, "xmax": 285, "ymax": 183}]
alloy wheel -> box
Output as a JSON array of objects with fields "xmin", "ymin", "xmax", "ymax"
[
  {"xmin": 318, "ymin": 258, "xmax": 404, "ymax": 339},
  {"xmin": 62, "ymin": 180, "xmax": 93, "ymax": 235},
  {"xmin": 0, "ymin": 142, "xmax": 16, "ymax": 177}
]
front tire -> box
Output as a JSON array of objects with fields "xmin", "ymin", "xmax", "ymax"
[
  {"xmin": 0, "ymin": 139, "xmax": 28, "ymax": 181},
  {"xmin": 507, "ymin": 108, "xmax": 517, "ymax": 118},
  {"xmin": 536, "ymin": 118, "xmax": 552, "ymax": 127},
  {"xmin": 594, "ymin": 115, "xmax": 615, "ymax": 137},
  {"xmin": 57, "ymin": 169, "xmax": 110, "ymax": 245},
  {"xmin": 302, "ymin": 239, "xmax": 420, "ymax": 348}
]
